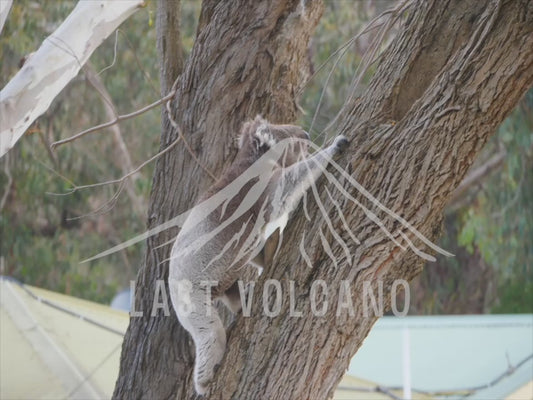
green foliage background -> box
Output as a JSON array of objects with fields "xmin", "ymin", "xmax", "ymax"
[{"xmin": 1, "ymin": 1, "xmax": 531, "ymax": 312}]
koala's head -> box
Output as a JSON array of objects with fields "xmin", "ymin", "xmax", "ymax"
[{"xmin": 238, "ymin": 115, "xmax": 310, "ymax": 166}]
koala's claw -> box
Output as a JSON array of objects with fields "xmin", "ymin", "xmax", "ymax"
[{"xmin": 334, "ymin": 135, "xmax": 349, "ymax": 152}]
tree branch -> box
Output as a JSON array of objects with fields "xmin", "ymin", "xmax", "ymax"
[
  {"xmin": 50, "ymin": 90, "xmax": 175, "ymax": 149},
  {"xmin": 47, "ymin": 131, "xmax": 182, "ymax": 196},
  {"xmin": 0, "ymin": 0, "xmax": 145, "ymax": 158}
]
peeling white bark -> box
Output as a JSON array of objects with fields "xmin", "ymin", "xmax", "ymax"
[{"xmin": 0, "ymin": 0, "xmax": 144, "ymax": 158}]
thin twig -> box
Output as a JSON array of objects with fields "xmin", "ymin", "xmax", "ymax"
[
  {"xmin": 309, "ymin": 22, "xmax": 385, "ymax": 139},
  {"xmin": 308, "ymin": 11, "xmax": 395, "ymax": 138},
  {"xmin": 47, "ymin": 133, "xmax": 183, "ymax": 196},
  {"xmin": 34, "ymin": 158, "xmax": 76, "ymax": 190},
  {"xmin": 97, "ymin": 29, "xmax": 119, "ymax": 76},
  {"xmin": 298, "ymin": 20, "xmax": 385, "ymax": 97},
  {"xmin": 84, "ymin": 63, "xmax": 145, "ymax": 216},
  {"xmin": 45, "ymin": 34, "xmax": 83, "ymax": 70},
  {"xmin": 50, "ymin": 90, "xmax": 176, "ymax": 149},
  {"xmin": 333, "ymin": 0, "xmax": 412, "ymax": 132},
  {"xmin": 66, "ymin": 180, "xmax": 127, "ymax": 220},
  {"xmin": 309, "ymin": 0, "xmax": 409, "ymax": 141},
  {"xmin": 117, "ymin": 29, "xmax": 159, "ymax": 95},
  {"xmin": 48, "ymin": 76, "xmax": 183, "ymax": 197}
]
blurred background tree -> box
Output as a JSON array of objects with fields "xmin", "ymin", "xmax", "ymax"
[
  {"xmin": 1, "ymin": 0, "xmax": 531, "ymax": 312},
  {"xmin": 0, "ymin": 1, "xmax": 161, "ymax": 301},
  {"xmin": 408, "ymin": 90, "xmax": 533, "ymax": 314}
]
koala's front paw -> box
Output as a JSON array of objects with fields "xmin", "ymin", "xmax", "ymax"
[{"xmin": 333, "ymin": 135, "xmax": 349, "ymax": 152}]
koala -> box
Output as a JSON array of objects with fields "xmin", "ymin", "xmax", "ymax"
[{"xmin": 168, "ymin": 115, "xmax": 348, "ymax": 394}]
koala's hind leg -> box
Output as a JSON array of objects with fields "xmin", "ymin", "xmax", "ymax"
[{"xmin": 169, "ymin": 280, "xmax": 226, "ymax": 395}]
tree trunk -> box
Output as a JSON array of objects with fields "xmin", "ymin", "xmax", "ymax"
[
  {"xmin": 113, "ymin": 1, "xmax": 323, "ymax": 398},
  {"xmin": 113, "ymin": 0, "xmax": 533, "ymax": 399}
]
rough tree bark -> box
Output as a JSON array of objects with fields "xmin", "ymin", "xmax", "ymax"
[{"xmin": 113, "ymin": 0, "xmax": 533, "ymax": 399}]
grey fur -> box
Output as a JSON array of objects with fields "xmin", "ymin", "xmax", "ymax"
[{"xmin": 168, "ymin": 115, "xmax": 348, "ymax": 395}]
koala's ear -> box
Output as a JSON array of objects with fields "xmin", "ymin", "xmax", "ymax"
[
  {"xmin": 253, "ymin": 114, "xmax": 267, "ymax": 124},
  {"xmin": 238, "ymin": 120, "xmax": 253, "ymax": 148},
  {"xmin": 238, "ymin": 116, "xmax": 271, "ymax": 149},
  {"xmin": 239, "ymin": 116, "xmax": 268, "ymax": 148}
]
